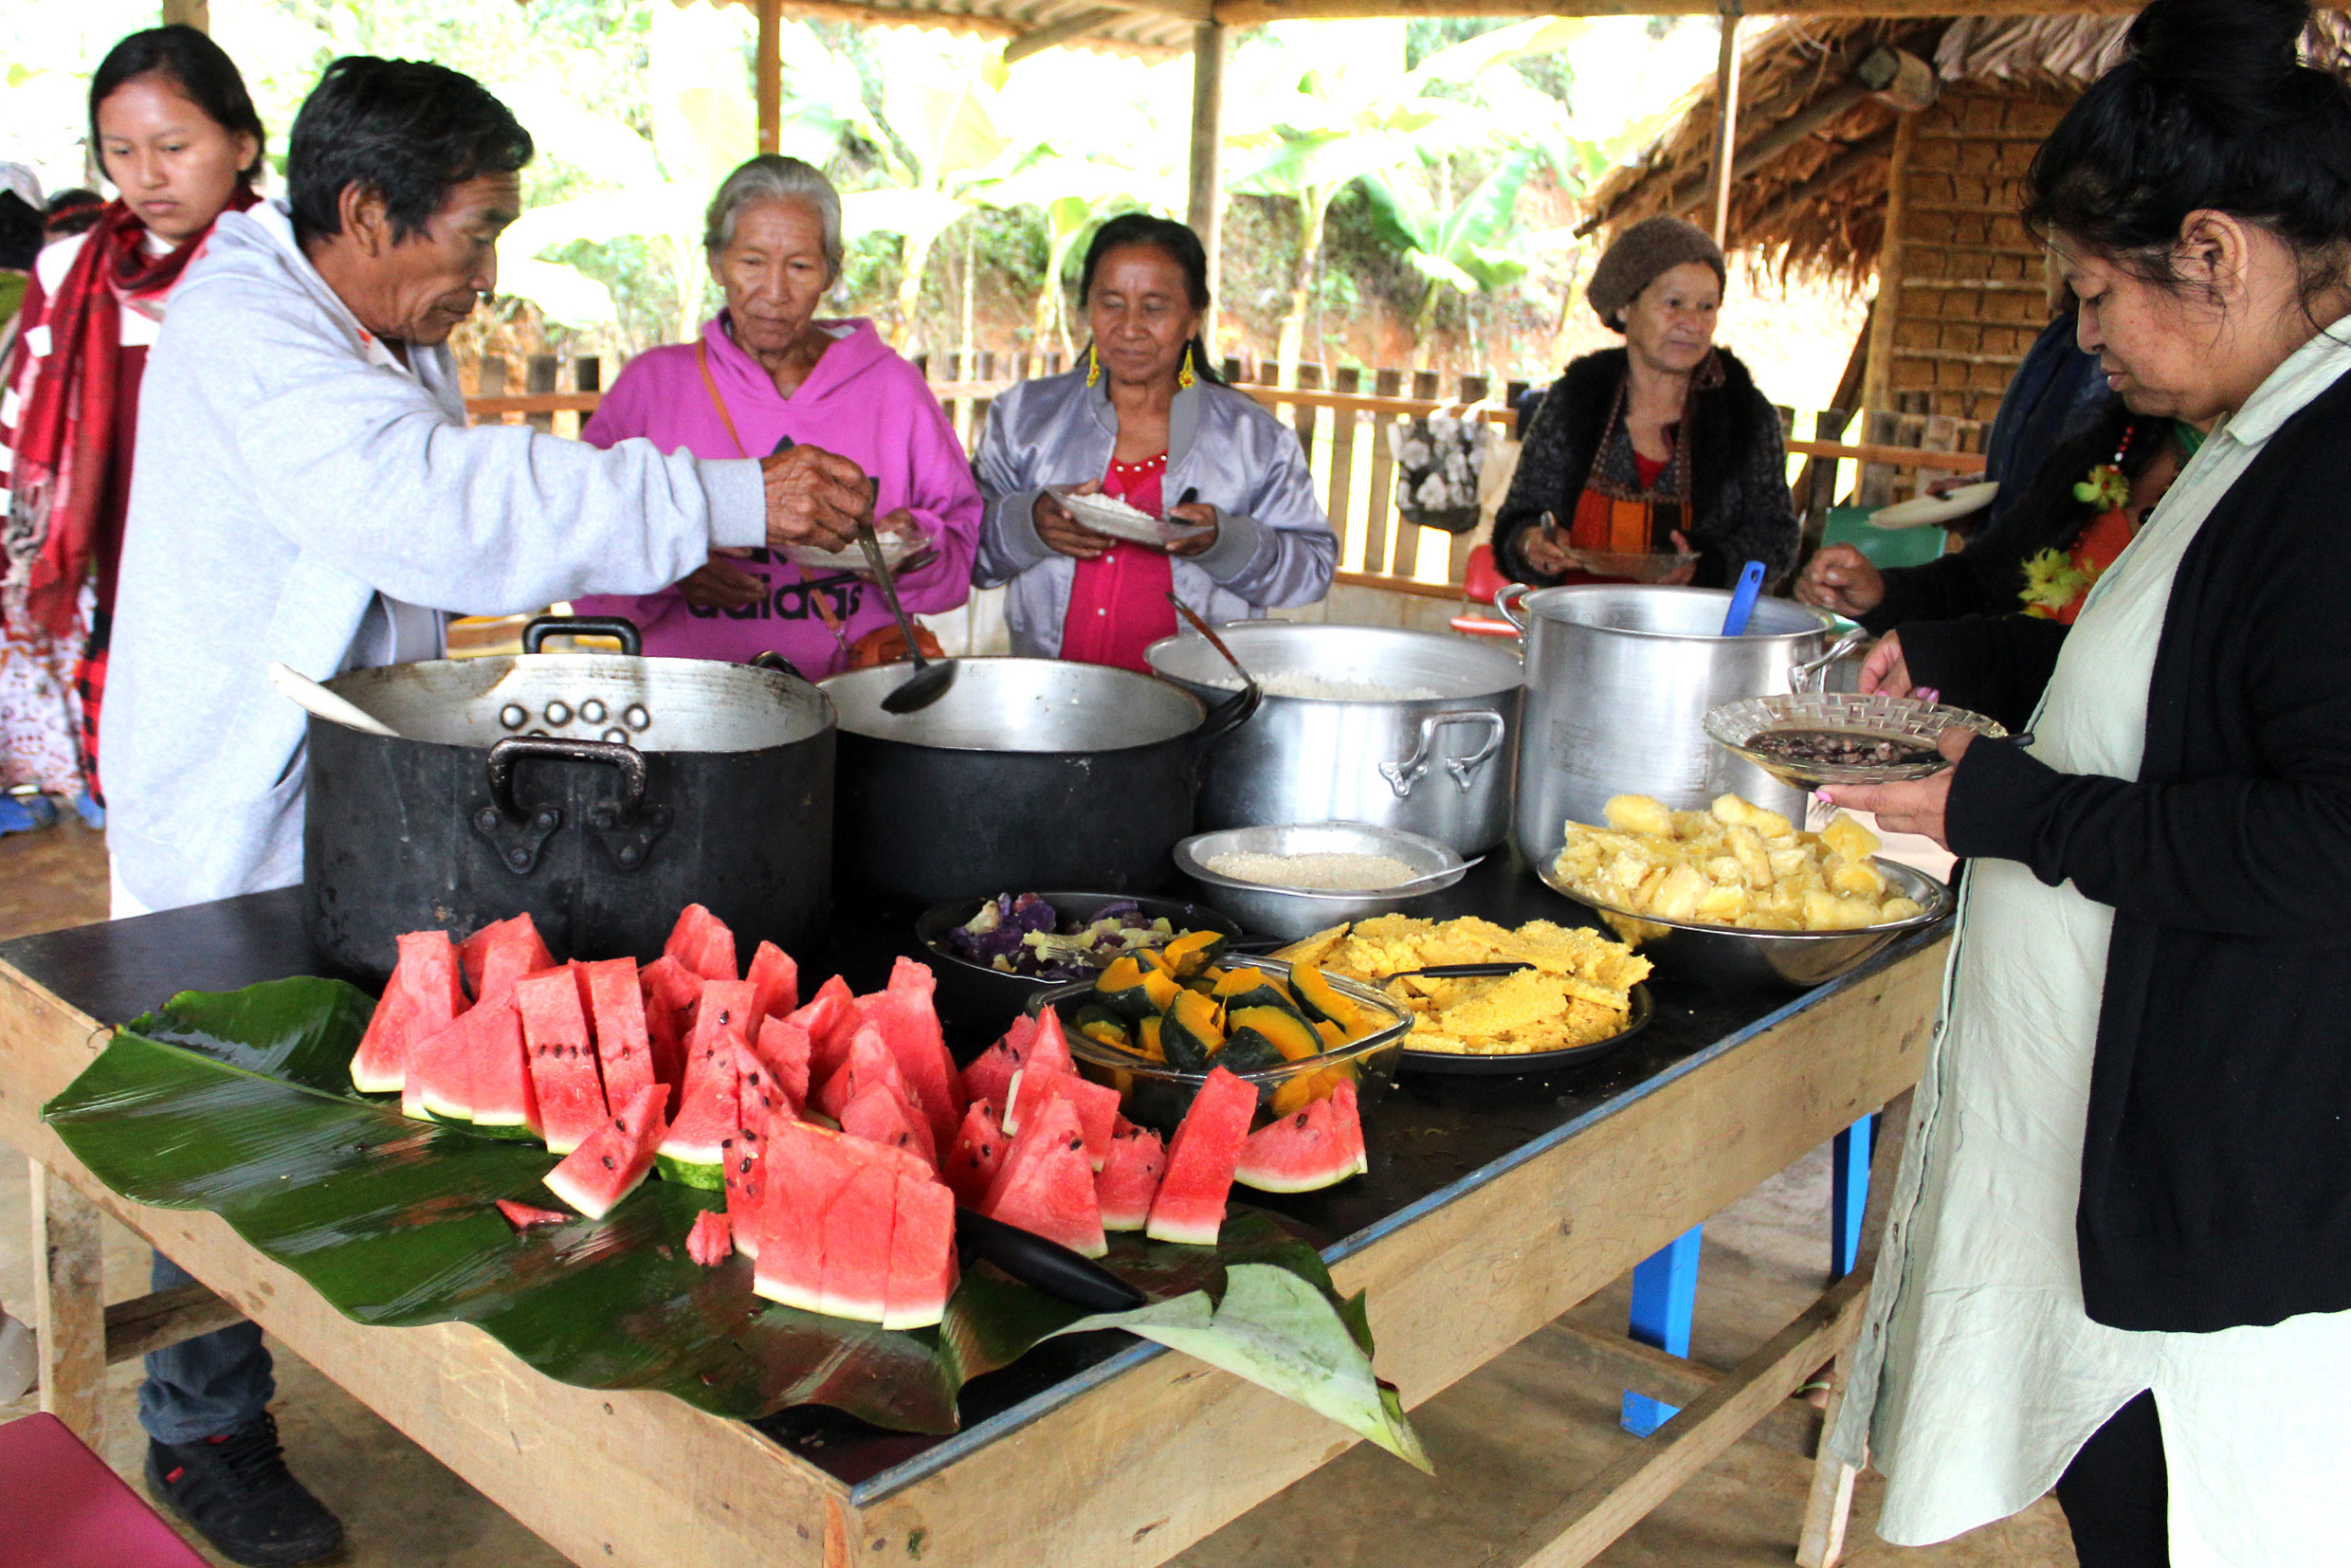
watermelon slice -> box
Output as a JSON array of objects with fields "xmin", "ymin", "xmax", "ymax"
[
  {"xmin": 640, "ymin": 954, "xmax": 702, "ymax": 1023},
  {"xmin": 981, "ymin": 1094, "xmax": 1105, "ymax": 1259},
  {"xmin": 747, "ymin": 940, "xmax": 799, "ymax": 1028},
  {"xmin": 411, "ymin": 1011, "xmax": 477, "ymax": 1123},
  {"xmin": 855, "ymin": 958, "xmax": 965, "ymax": 1149},
  {"xmin": 579, "ymin": 957, "xmax": 656, "ymax": 1111},
  {"xmin": 465, "ymin": 914, "xmax": 556, "ymax": 1005},
  {"xmin": 752, "ymin": 1014, "xmax": 812, "ymax": 1116},
  {"xmin": 350, "ymin": 929, "xmax": 467, "ymax": 1094},
  {"xmin": 793, "ymin": 974, "xmax": 861, "ymax": 1087},
  {"xmin": 839, "ymin": 1077, "xmax": 938, "ymax": 1170},
  {"xmin": 754, "ymin": 1121, "xmax": 859, "ymax": 1313},
  {"xmin": 687, "ymin": 1210, "xmax": 733, "ymax": 1267},
  {"xmin": 959, "ymin": 1005, "xmax": 1074, "ymax": 1111},
  {"xmin": 683, "ymin": 980, "xmax": 757, "ymax": 1082},
  {"xmin": 657, "ymin": 1044, "xmax": 740, "ymax": 1190},
  {"xmin": 816, "ymin": 1025, "xmax": 914, "ymax": 1123},
  {"xmin": 1235, "ymin": 1079, "xmax": 1367, "ymax": 1193},
  {"xmin": 516, "ymin": 969, "xmax": 610, "ymax": 1156},
  {"xmin": 496, "ymin": 1199, "xmax": 570, "ymax": 1230},
  {"xmin": 1003, "ymin": 1067, "xmax": 1120, "ymax": 1167},
  {"xmin": 815, "ymin": 1158, "xmax": 900, "ymax": 1322},
  {"xmin": 461, "ymin": 994, "xmax": 540, "ymax": 1139},
  {"xmin": 882, "ymin": 1171, "xmax": 957, "ymax": 1330},
  {"xmin": 1145, "ymin": 1066, "xmax": 1257, "ymax": 1247},
  {"xmin": 665, "ymin": 903, "xmax": 739, "ymax": 983},
  {"xmin": 1095, "ymin": 1122, "xmax": 1166, "ymax": 1231},
  {"xmin": 941, "ymin": 1100, "xmax": 1007, "ymax": 1206},
  {"xmin": 725, "ymin": 1041, "xmax": 795, "ymax": 1248},
  {"xmin": 543, "ymin": 1083, "xmax": 668, "ymax": 1219}
]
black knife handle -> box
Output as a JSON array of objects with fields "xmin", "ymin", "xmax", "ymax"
[{"xmin": 957, "ymin": 1207, "xmax": 1146, "ymax": 1312}]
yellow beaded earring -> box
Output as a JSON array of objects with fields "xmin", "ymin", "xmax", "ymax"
[
  {"xmin": 1085, "ymin": 342, "xmax": 1101, "ymax": 387},
  {"xmin": 1177, "ymin": 343, "xmax": 1196, "ymax": 390}
]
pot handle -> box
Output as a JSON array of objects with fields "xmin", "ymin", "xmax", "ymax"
[
  {"xmin": 485, "ymin": 736, "xmax": 647, "ymax": 820},
  {"xmin": 1492, "ymin": 581, "xmax": 1531, "ymax": 633},
  {"xmin": 522, "ymin": 614, "xmax": 642, "ymax": 657},
  {"xmin": 1184, "ymin": 683, "xmax": 1263, "ymax": 785},
  {"xmin": 745, "ymin": 649, "xmax": 807, "ymax": 682},
  {"xmin": 1380, "ymin": 710, "xmax": 1508, "ymax": 799},
  {"xmin": 1790, "ymin": 626, "xmax": 1871, "ymax": 693}
]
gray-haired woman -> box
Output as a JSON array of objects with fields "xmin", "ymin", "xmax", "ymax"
[{"xmin": 574, "ymin": 154, "xmax": 981, "ymax": 672}]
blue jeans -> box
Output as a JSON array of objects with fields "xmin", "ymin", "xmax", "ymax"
[{"xmin": 137, "ymin": 1252, "xmax": 274, "ymax": 1444}]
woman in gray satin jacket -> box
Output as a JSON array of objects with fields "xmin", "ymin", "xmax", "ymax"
[{"xmin": 973, "ymin": 215, "xmax": 1336, "ymax": 667}]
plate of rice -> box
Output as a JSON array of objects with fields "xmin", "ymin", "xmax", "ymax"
[{"xmin": 1055, "ymin": 487, "xmax": 1214, "ymax": 547}]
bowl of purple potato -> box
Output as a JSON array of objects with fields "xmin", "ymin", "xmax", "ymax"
[
  {"xmin": 1703, "ymin": 691, "xmax": 2010, "ymax": 790},
  {"xmin": 915, "ymin": 890, "xmax": 1247, "ymax": 1040}
]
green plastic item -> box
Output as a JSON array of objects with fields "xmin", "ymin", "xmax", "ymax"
[{"xmin": 1822, "ymin": 505, "xmax": 1951, "ymax": 572}]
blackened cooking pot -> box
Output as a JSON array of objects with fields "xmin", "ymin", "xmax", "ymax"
[
  {"xmin": 303, "ymin": 617, "xmax": 834, "ymax": 979},
  {"xmin": 820, "ymin": 657, "xmax": 1258, "ymax": 910}
]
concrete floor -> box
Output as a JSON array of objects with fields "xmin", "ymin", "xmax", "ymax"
[{"xmin": 0, "ymin": 816, "xmax": 2071, "ymax": 1568}]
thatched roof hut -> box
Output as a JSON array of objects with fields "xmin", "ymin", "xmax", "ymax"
[{"xmin": 1582, "ymin": 11, "xmax": 2351, "ymax": 429}]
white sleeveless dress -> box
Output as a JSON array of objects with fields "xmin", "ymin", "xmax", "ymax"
[{"xmin": 1830, "ymin": 328, "xmax": 2351, "ymax": 1565}]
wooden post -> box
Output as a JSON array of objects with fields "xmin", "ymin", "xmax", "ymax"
[
  {"xmin": 1391, "ymin": 369, "xmax": 1440, "ymax": 577},
  {"xmin": 31, "ymin": 1162, "xmax": 107, "ymax": 1449},
  {"xmin": 1453, "ymin": 374, "xmax": 1489, "ymax": 580},
  {"xmin": 1326, "ymin": 368, "xmax": 1360, "ymax": 569},
  {"xmin": 756, "ymin": 0, "xmax": 783, "ymax": 156},
  {"xmin": 1861, "ymin": 108, "xmax": 1918, "ymax": 417},
  {"xmin": 1709, "ymin": 4, "xmax": 1742, "ymax": 246},
  {"xmin": 526, "ymin": 355, "xmax": 558, "ymax": 434},
  {"xmin": 1187, "ymin": 24, "xmax": 1227, "ymax": 353},
  {"xmin": 160, "ymin": 0, "xmax": 209, "ymax": 29},
  {"xmin": 1290, "ymin": 362, "xmax": 1321, "ymax": 465},
  {"xmin": 476, "ymin": 356, "xmax": 507, "ymax": 426},
  {"xmin": 1363, "ymin": 367, "xmax": 1403, "ymax": 575}
]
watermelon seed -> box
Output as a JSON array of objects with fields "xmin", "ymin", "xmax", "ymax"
[{"xmin": 601, "ymin": 1155, "xmax": 616, "ymax": 1170}]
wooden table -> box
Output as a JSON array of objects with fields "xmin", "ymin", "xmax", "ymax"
[{"xmin": 0, "ymin": 874, "xmax": 1939, "ymax": 1568}]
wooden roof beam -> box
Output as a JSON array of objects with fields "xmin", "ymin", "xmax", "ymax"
[
  {"xmin": 1004, "ymin": 5, "xmax": 1130, "ymax": 61},
  {"xmin": 1218, "ymin": 0, "xmax": 2135, "ymax": 25},
  {"xmin": 1582, "ymin": 81, "xmax": 1873, "ymax": 235},
  {"xmin": 1736, "ymin": 129, "xmax": 1890, "ymax": 244}
]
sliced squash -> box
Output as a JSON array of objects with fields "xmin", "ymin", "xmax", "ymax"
[
  {"xmin": 1226, "ymin": 1004, "xmax": 1323, "ymax": 1064},
  {"xmin": 1210, "ymin": 966, "xmax": 1298, "ymax": 1014},
  {"xmin": 1269, "ymin": 1060, "xmax": 1357, "ymax": 1119},
  {"xmin": 1161, "ymin": 989, "xmax": 1225, "ymax": 1072},
  {"xmin": 1288, "ymin": 962, "xmax": 1362, "ymax": 1030},
  {"xmin": 1313, "ymin": 1019, "xmax": 1347, "ymax": 1051},
  {"xmin": 1156, "ymin": 928, "xmax": 1229, "ymax": 981},
  {"xmin": 1136, "ymin": 1013, "xmax": 1167, "ymax": 1063},
  {"xmin": 1095, "ymin": 955, "xmax": 1181, "ymax": 1020}
]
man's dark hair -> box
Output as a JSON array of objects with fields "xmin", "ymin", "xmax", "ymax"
[
  {"xmin": 44, "ymin": 190, "xmax": 105, "ymax": 239},
  {"xmin": 89, "ymin": 25, "xmax": 267, "ymax": 184},
  {"xmin": 286, "ymin": 56, "xmax": 533, "ymax": 246}
]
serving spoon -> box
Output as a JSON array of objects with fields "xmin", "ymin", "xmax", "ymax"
[
  {"xmin": 266, "ymin": 661, "xmax": 400, "ymax": 738},
  {"xmin": 1164, "ymin": 592, "xmax": 1257, "ymax": 688},
  {"xmin": 856, "ymin": 520, "xmax": 957, "ymax": 715}
]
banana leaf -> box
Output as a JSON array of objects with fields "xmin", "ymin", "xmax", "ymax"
[{"xmin": 44, "ymin": 978, "xmax": 1424, "ymax": 1465}]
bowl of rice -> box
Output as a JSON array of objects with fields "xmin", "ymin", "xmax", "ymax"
[{"xmin": 1173, "ymin": 822, "xmax": 1469, "ymax": 939}]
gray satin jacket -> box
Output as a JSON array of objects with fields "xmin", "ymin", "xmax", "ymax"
[{"xmin": 973, "ymin": 369, "xmax": 1337, "ymax": 656}]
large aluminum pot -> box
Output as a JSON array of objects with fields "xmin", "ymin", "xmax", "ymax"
[
  {"xmin": 1499, "ymin": 584, "xmax": 1836, "ymax": 866},
  {"xmin": 822, "ymin": 657, "xmax": 1257, "ymax": 909},
  {"xmin": 304, "ymin": 616, "xmax": 834, "ymax": 979},
  {"xmin": 1144, "ymin": 623, "xmax": 1522, "ymax": 853}
]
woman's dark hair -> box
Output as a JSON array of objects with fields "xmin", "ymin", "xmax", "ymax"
[
  {"xmin": 2024, "ymin": 0, "xmax": 2351, "ymax": 303},
  {"xmin": 89, "ymin": 25, "xmax": 267, "ymax": 185},
  {"xmin": 1998, "ymin": 398, "xmax": 2179, "ymax": 562},
  {"xmin": 286, "ymin": 57, "xmax": 533, "ymax": 246},
  {"xmin": 0, "ymin": 192, "xmax": 43, "ymax": 271},
  {"xmin": 45, "ymin": 190, "xmax": 106, "ymax": 239},
  {"xmin": 1077, "ymin": 212, "xmax": 1224, "ymax": 385}
]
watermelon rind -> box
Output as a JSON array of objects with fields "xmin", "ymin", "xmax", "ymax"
[
  {"xmin": 654, "ymin": 1152, "xmax": 726, "ymax": 1191},
  {"xmin": 1232, "ymin": 1107, "xmax": 1365, "ymax": 1193},
  {"xmin": 1145, "ymin": 1066, "xmax": 1256, "ymax": 1248},
  {"xmin": 543, "ymin": 1085, "xmax": 666, "ymax": 1220}
]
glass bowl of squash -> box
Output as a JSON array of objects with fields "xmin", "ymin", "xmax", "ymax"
[{"xmin": 1026, "ymin": 931, "xmax": 1413, "ymax": 1136}]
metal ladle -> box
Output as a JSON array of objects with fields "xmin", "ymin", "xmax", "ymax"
[
  {"xmin": 1163, "ymin": 592, "xmax": 1259, "ymax": 691},
  {"xmin": 857, "ymin": 520, "xmax": 957, "ymax": 715}
]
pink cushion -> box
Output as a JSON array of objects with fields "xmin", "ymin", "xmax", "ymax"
[{"xmin": 0, "ymin": 1412, "xmax": 208, "ymax": 1567}]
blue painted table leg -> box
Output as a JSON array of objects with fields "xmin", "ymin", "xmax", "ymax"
[
  {"xmin": 1831, "ymin": 1113, "xmax": 1875, "ymax": 1282},
  {"xmin": 1620, "ymin": 1224, "xmax": 1703, "ymax": 1436}
]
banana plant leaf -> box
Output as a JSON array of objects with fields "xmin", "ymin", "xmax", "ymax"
[{"xmin": 44, "ymin": 979, "xmax": 1425, "ymax": 1465}]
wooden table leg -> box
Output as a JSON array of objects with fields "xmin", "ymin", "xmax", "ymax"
[
  {"xmin": 30, "ymin": 1158, "xmax": 108, "ymax": 1449},
  {"xmin": 1795, "ymin": 1088, "xmax": 1914, "ymax": 1568}
]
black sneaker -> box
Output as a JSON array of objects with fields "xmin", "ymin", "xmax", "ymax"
[{"xmin": 145, "ymin": 1412, "xmax": 345, "ymax": 1566}]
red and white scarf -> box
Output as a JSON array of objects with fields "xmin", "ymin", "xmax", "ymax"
[{"xmin": 2, "ymin": 189, "xmax": 256, "ymax": 637}]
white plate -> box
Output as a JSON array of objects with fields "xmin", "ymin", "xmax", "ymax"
[
  {"xmin": 1057, "ymin": 489, "xmax": 1212, "ymax": 547},
  {"xmin": 1869, "ymin": 481, "xmax": 1998, "ymax": 530},
  {"xmin": 781, "ymin": 532, "xmax": 927, "ymax": 573}
]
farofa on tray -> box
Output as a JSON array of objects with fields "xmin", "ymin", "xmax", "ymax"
[{"xmin": 1276, "ymin": 915, "xmax": 1650, "ymax": 1056}]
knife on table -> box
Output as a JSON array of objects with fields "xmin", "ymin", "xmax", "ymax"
[{"xmin": 957, "ymin": 1207, "xmax": 1147, "ymax": 1312}]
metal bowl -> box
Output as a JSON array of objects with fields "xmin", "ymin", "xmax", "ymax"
[
  {"xmin": 914, "ymin": 891, "xmax": 1245, "ymax": 1039},
  {"xmin": 1703, "ymin": 691, "xmax": 2007, "ymax": 789},
  {"xmin": 1536, "ymin": 857, "xmax": 1952, "ymax": 990},
  {"xmin": 1174, "ymin": 822, "xmax": 1468, "ymax": 940},
  {"xmin": 1027, "ymin": 957, "xmax": 1414, "ymax": 1136},
  {"xmin": 1561, "ymin": 547, "xmax": 1700, "ymax": 583}
]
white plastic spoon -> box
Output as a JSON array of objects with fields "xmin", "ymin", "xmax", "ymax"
[{"xmin": 266, "ymin": 661, "xmax": 400, "ymax": 738}]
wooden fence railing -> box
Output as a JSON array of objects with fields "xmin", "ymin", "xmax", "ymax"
[{"xmin": 462, "ymin": 350, "xmax": 1982, "ymax": 596}]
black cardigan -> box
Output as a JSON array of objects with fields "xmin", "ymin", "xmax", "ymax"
[
  {"xmin": 1941, "ymin": 359, "xmax": 2351, "ymax": 1334},
  {"xmin": 1493, "ymin": 348, "xmax": 1799, "ymax": 591}
]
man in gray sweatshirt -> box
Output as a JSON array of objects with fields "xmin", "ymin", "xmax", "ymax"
[{"xmin": 100, "ymin": 57, "xmax": 872, "ymax": 1566}]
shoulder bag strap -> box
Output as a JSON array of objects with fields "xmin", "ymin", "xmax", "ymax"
[{"xmin": 696, "ymin": 337, "xmax": 750, "ymax": 459}]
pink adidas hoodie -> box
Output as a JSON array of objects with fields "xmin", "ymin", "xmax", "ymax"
[{"xmin": 574, "ymin": 314, "xmax": 980, "ymax": 676}]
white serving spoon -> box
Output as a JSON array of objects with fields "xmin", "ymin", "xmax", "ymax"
[{"xmin": 266, "ymin": 661, "xmax": 400, "ymax": 738}]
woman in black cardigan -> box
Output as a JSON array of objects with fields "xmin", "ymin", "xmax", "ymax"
[
  {"xmin": 1493, "ymin": 216, "xmax": 1799, "ymax": 590},
  {"xmin": 1820, "ymin": 4, "xmax": 2351, "ymax": 1564}
]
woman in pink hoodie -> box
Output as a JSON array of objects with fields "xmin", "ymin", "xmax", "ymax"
[{"xmin": 575, "ymin": 156, "xmax": 979, "ymax": 675}]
